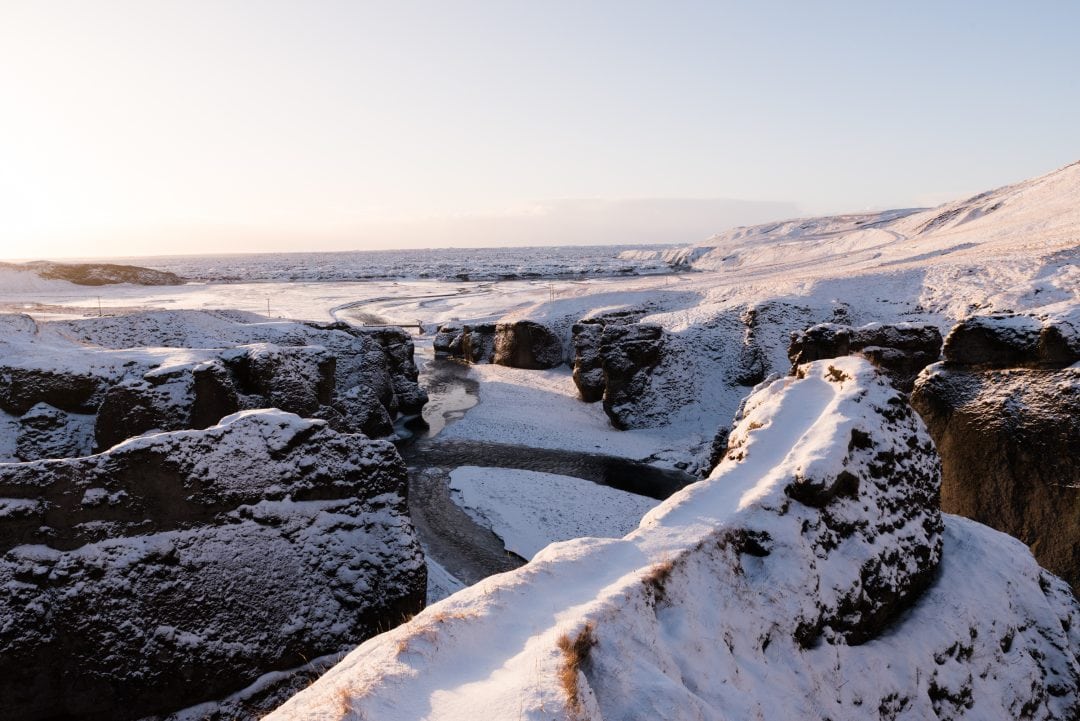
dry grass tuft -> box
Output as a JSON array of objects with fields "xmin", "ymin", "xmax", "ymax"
[
  {"xmin": 826, "ymin": 364, "xmax": 852, "ymax": 383},
  {"xmin": 556, "ymin": 622, "xmax": 598, "ymax": 714},
  {"xmin": 335, "ymin": 684, "xmax": 368, "ymax": 720},
  {"xmin": 642, "ymin": 558, "xmax": 676, "ymax": 605}
]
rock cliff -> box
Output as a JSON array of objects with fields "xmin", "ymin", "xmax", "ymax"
[
  {"xmin": 911, "ymin": 308, "xmax": 1080, "ymax": 596},
  {"xmin": 0, "ymin": 410, "xmax": 425, "ymax": 721}
]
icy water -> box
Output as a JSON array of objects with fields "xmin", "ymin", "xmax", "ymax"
[{"xmin": 396, "ymin": 351, "xmax": 696, "ymax": 584}]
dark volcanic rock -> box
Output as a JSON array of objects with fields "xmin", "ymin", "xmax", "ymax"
[
  {"xmin": 0, "ymin": 367, "xmax": 107, "ymax": 416},
  {"xmin": 492, "ymin": 320, "xmax": 564, "ymax": 369},
  {"xmin": 433, "ymin": 324, "xmax": 464, "ymax": 357},
  {"xmin": 361, "ymin": 326, "xmax": 429, "ymax": 413},
  {"xmin": 942, "ymin": 313, "xmax": 1080, "ymax": 367},
  {"xmin": 788, "ymin": 322, "xmax": 943, "ymax": 392},
  {"xmin": 329, "ymin": 385, "xmax": 395, "ymax": 438},
  {"xmin": 15, "ymin": 404, "xmax": 94, "ymax": 461},
  {"xmin": 912, "ymin": 312, "xmax": 1080, "ymax": 595},
  {"xmin": 94, "ymin": 345, "xmax": 336, "ymax": 452},
  {"xmin": 0, "ymin": 410, "xmax": 424, "ymax": 721},
  {"xmin": 571, "ymin": 321, "xmax": 606, "ymax": 402},
  {"xmin": 0, "ymin": 312, "xmax": 430, "ymax": 462},
  {"xmin": 601, "ymin": 324, "xmax": 665, "ymax": 430},
  {"xmin": 229, "ymin": 344, "xmax": 336, "ymax": 417},
  {"xmin": 461, "ymin": 323, "xmax": 497, "ymax": 364}
]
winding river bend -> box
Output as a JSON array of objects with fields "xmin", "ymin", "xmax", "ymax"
[{"xmin": 395, "ymin": 350, "xmax": 697, "ymax": 586}]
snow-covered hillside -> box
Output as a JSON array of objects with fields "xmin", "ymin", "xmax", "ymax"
[
  {"xmin": 670, "ymin": 160, "xmax": 1080, "ymax": 280},
  {"xmin": 268, "ymin": 358, "xmax": 1079, "ymax": 721}
]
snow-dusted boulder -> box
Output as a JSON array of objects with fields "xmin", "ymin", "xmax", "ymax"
[
  {"xmin": 432, "ymin": 323, "xmax": 497, "ymax": 364},
  {"xmin": 789, "ymin": 321, "xmax": 943, "ymax": 391},
  {"xmin": 268, "ymin": 358, "xmax": 1080, "ymax": 721},
  {"xmin": 0, "ymin": 410, "xmax": 424, "ymax": 721},
  {"xmin": 913, "ymin": 310, "xmax": 1080, "ymax": 595},
  {"xmin": 493, "ymin": 320, "xmax": 565, "ymax": 369},
  {"xmin": 460, "ymin": 323, "xmax": 497, "ymax": 364},
  {"xmin": 941, "ymin": 310, "xmax": 1080, "ymax": 368},
  {"xmin": 599, "ymin": 324, "xmax": 666, "ymax": 429},
  {"xmin": 571, "ymin": 320, "xmax": 607, "ymax": 402}
]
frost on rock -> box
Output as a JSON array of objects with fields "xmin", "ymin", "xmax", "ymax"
[
  {"xmin": 270, "ymin": 357, "xmax": 1079, "ymax": 721},
  {"xmin": 788, "ymin": 321, "xmax": 943, "ymax": 392},
  {"xmin": 0, "ymin": 410, "xmax": 425, "ymax": 721},
  {"xmin": 913, "ymin": 309, "xmax": 1080, "ymax": 596},
  {"xmin": 0, "ymin": 310, "xmax": 428, "ymax": 461}
]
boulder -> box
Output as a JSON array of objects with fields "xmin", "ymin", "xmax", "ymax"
[
  {"xmin": 942, "ymin": 313, "xmax": 1080, "ymax": 368},
  {"xmin": 789, "ymin": 321, "xmax": 943, "ymax": 391},
  {"xmin": 330, "ymin": 385, "xmax": 395, "ymax": 438},
  {"xmin": 912, "ymin": 312, "xmax": 1080, "ymax": 595},
  {"xmin": 492, "ymin": 320, "xmax": 564, "ymax": 370},
  {"xmin": 361, "ymin": 326, "xmax": 429, "ymax": 413},
  {"xmin": 433, "ymin": 324, "xmax": 464, "ymax": 357},
  {"xmin": 571, "ymin": 321, "xmax": 606, "ymax": 402},
  {"xmin": 600, "ymin": 324, "xmax": 665, "ymax": 429},
  {"xmin": 460, "ymin": 323, "xmax": 497, "ymax": 364},
  {"xmin": 0, "ymin": 410, "xmax": 425, "ymax": 721},
  {"xmin": 227, "ymin": 344, "xmax": 335, "ymax": 416}
]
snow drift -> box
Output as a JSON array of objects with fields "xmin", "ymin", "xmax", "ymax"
[{"xmin": 269, "ymin": 357, "xmax": 1079, "ymax": 721}]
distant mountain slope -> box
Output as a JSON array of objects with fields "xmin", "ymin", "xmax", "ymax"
[
  {"xmin": 638, "ymin": 160, "xmax": 1079, "ymax": 277},
  {"xmin": 0, "ymin": 261, "xmax": 183, "ymax": 286}
]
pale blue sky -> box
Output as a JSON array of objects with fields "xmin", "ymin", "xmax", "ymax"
[{"xmin": 1, "ymin": 1, "xmax": 1077, "ymax": 258}]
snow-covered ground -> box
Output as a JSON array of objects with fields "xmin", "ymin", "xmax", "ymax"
[
  {"xmin": 448, "ymin": 466, "xmax": 660, "ymax": 560},
  {"xmin": 3, "ymin": 159, "xmax": 1079, "ymax": 718},
  {"xmin": 269, "ymin": 357, "xmax": 1080, "ymax": 721}
]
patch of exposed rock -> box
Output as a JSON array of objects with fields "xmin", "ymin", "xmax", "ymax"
[
  {"xmin": 789, "ymin": 321, "xmax": 943, "ymax": 391},
  {"xmin": 911, "ymin": 309, "xmax": 1080, "ymax": 595},
  {"xmin": 0, "ymin": 410, "xmax": 425, "ymax": 721},
  {"xmin": 433, "ymin": 323, "xmax": 497, "ymax": 364},
  {"xmin": 435, "ymin": 320, "xmax": 563, "ymax": 369}
]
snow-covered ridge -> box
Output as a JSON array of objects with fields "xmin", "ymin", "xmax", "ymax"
[
  {"xmin": 656, "ymin": 159, "xmax": 1080, "ymax": 277},
  {"xmin": 0, "ymin": 261, "xmax": 183, "ymax": 287},
  {"xmin": 269, "ymin": 358, "xmax": 1079, "ymax": 721}
]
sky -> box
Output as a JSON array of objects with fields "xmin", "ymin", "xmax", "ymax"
[{"xmin": 0, "ymin": 1, "xmax": 1077, "ymax": 260}]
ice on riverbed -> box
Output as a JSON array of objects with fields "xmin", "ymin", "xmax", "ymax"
[{"xmin": 448, "ymin": 466, "xmax": 660, "ymax": 560}]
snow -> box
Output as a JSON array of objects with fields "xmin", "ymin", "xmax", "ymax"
[
  {"xmin": 424, "ymin": 550, "xmax": 466, "ymax": 604},
  {"xmin": 268, "ymin": 357, "xmax": 1079, "ymax": 720},
  {"xmin": 448, "ymin": 466, "xmax": 660, "ymax": 560},
  {"xmin": 1, "ymin": 158, "xmax": 1078, "ymax": 718}
]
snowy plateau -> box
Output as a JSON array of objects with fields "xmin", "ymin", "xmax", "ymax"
[{"xmin": 0, "ymin": 160, "xmax": 1078, "ymax": 721}]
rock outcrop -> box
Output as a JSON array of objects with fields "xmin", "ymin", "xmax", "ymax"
[
  {"xmin": 571, "ymin": 320, "xmax": 606, "ymax": 402},
  {"xmin": 789, "ymin": 321, "xmax": 943, "ymax": 391},
  {"xmin": 492, "ymin": 320, "xmax": 564, "ymax": 369},
  {"xmin": 269, "ymin": 357, "xmax": 1079, "ymax": 721},
  {"xmin": 598, "ymin": 324, "xmax": 666, "ymax": 430},
  {"xmin": 0, "ymin": 410, "xmax": 425, "ymax": 721},
  {"xmin": 0, "ymin": 311, "xmax": 427, "ymax": 462},
  {"xmin": 433, "ymin": 323, "xmax": 497, "ymax": 364},
  {"xmin": 569, "ymin": 319, "xmax": 668, "ymax": 429},
  {"xmin": 435, "ymin": 320, "xmax": 564, "ymax": 369},
  {"xmin": 911, "ymin": 310, "xmax": 1080, "ymax": 595}
]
